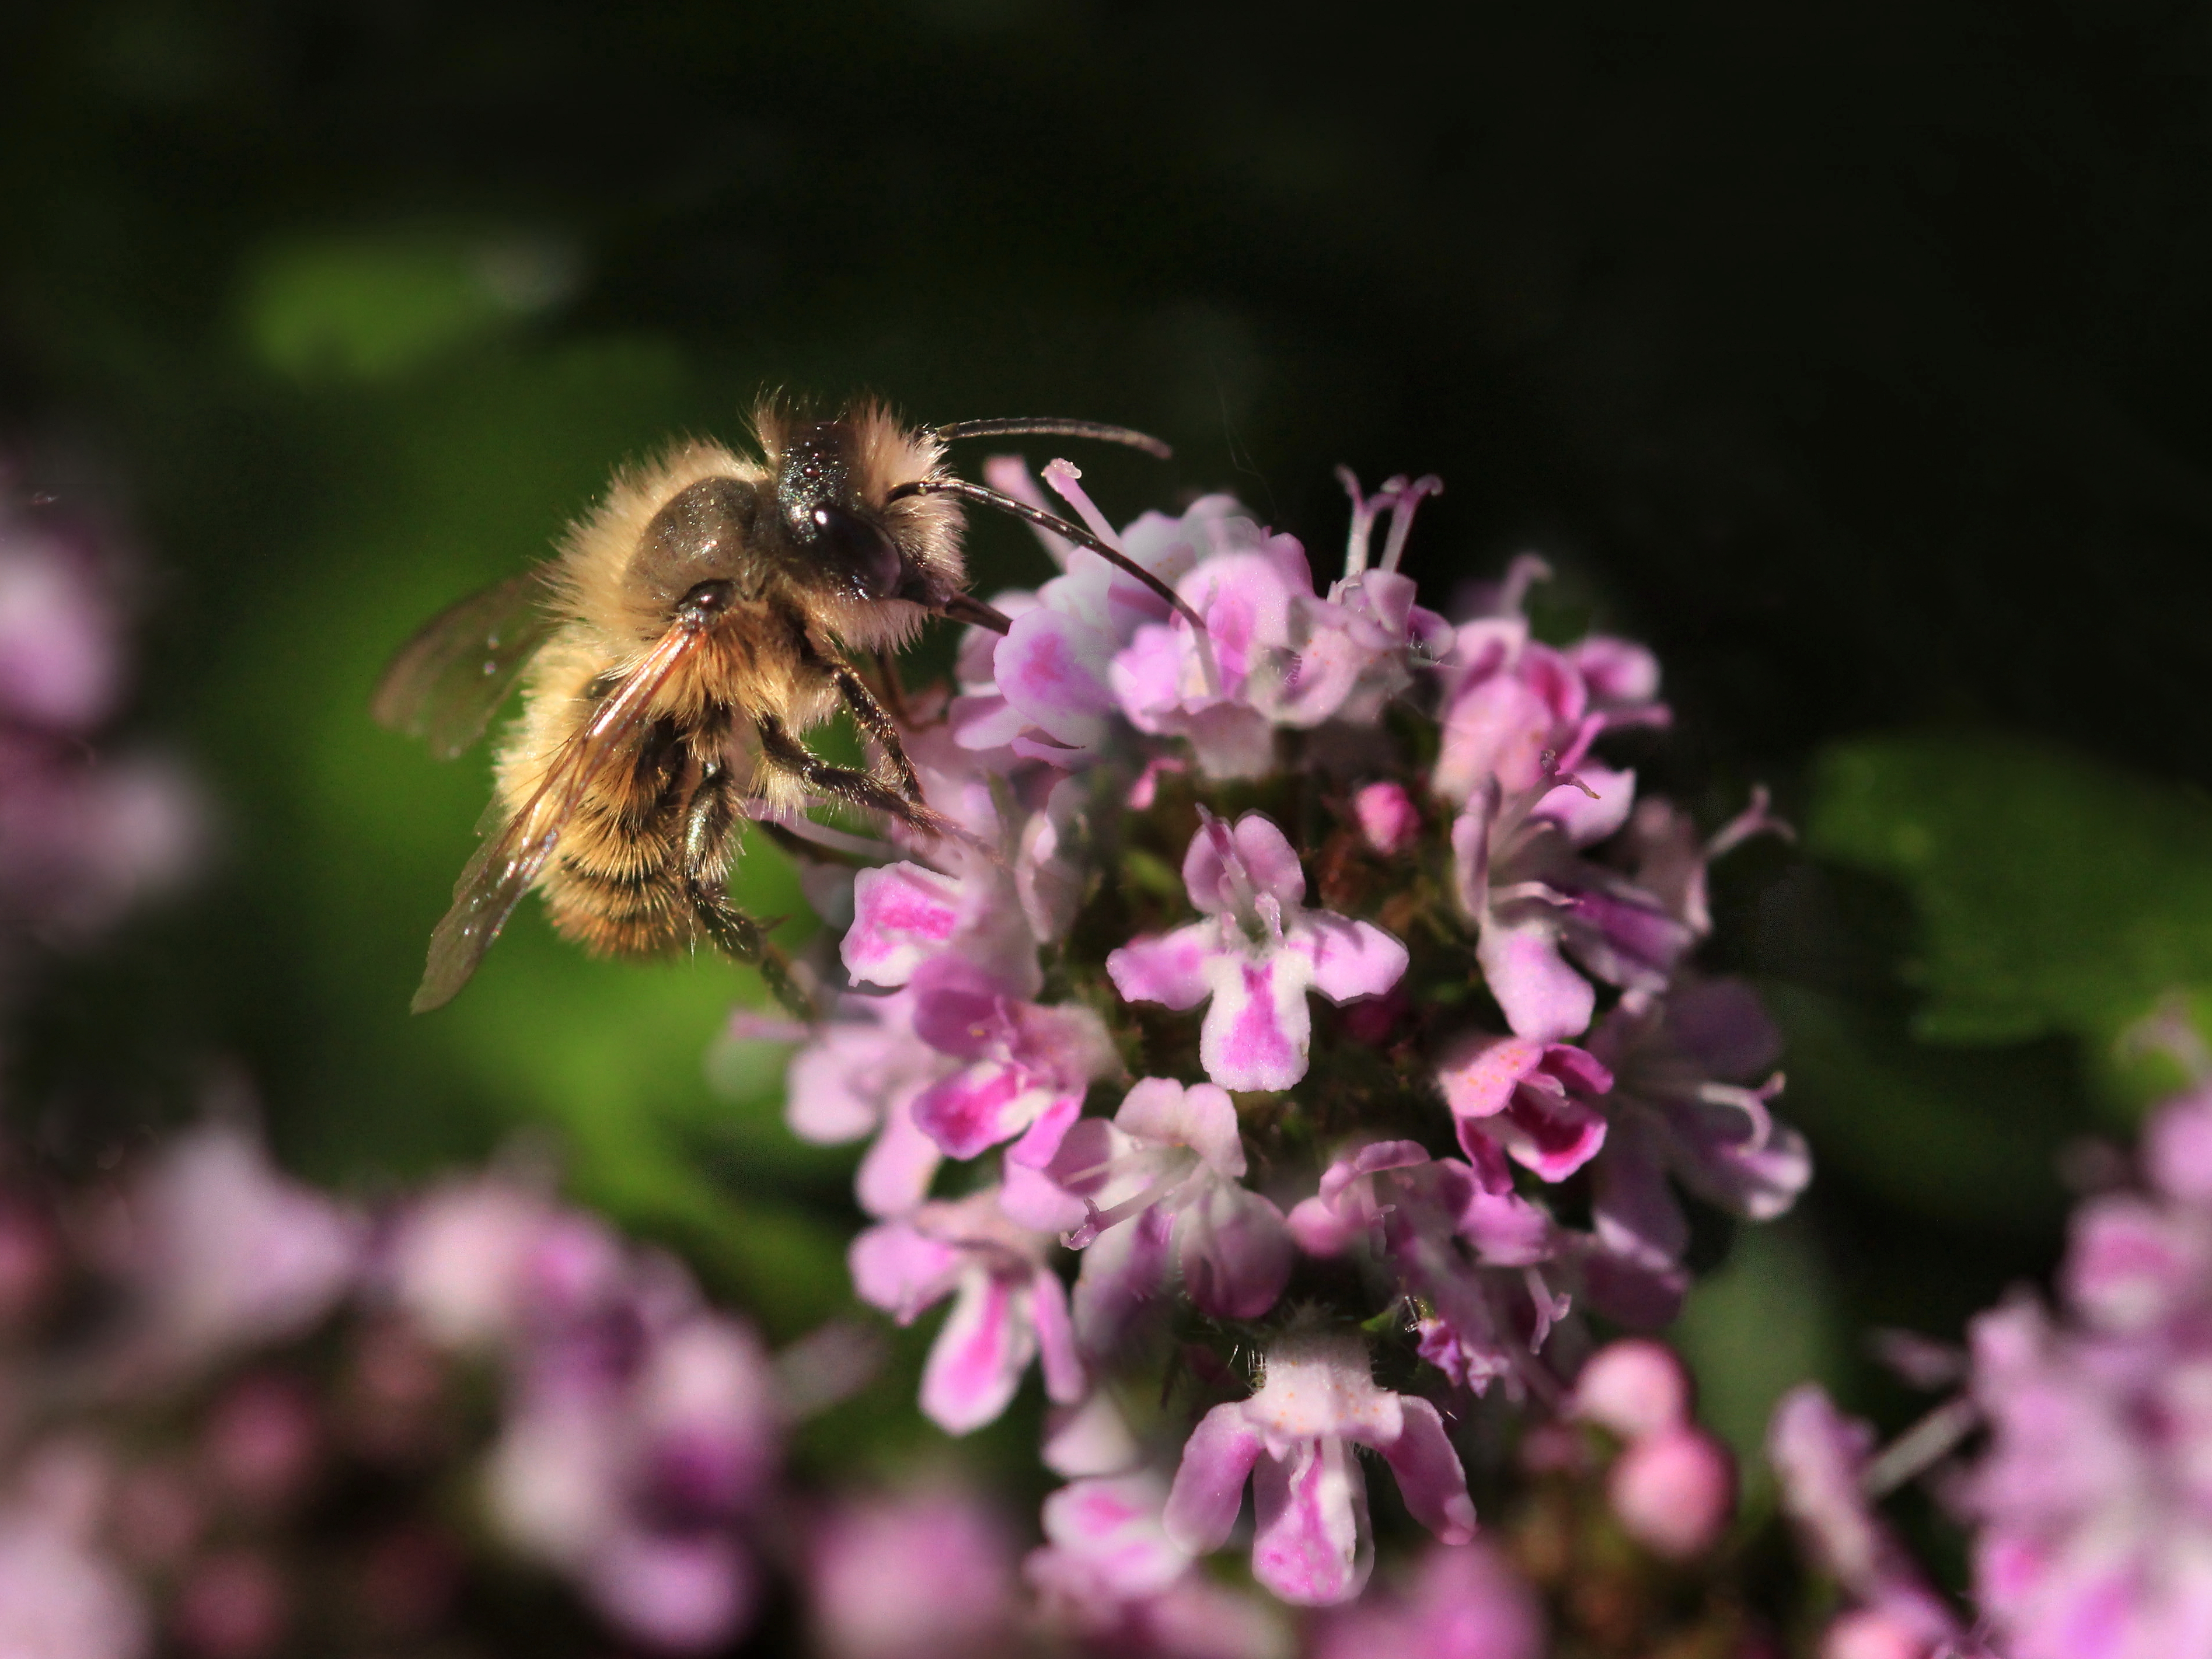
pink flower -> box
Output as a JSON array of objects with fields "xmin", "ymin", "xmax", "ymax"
[
  {"xmin": 1429, "ymin": 556, "xmax": 1665, "ymax": 808},
  {"xmin": 1309, "ymin": 1539, "xmax": 1544, "ymax": 1659},
  {"xmin": 1105, "ymin": 480, "xmax": 1450, "ymax": 778},
  {"xmin": 849, "ymin": 1189, "xmax": 1085, "ymax": 1434},
  {"xmin": 1435, "ymin": 1034, "xmax": 1613, "ymax": 1182},
  {"xmin": 1013, "ymin": 1077, "xmax": 1293, "ymax": 1348},
  {"xmin": 0, "ymin": 523, "xmax": 120, "ymax": 732},
  {"xmin": 783, "ymin": 990, "xmax": 955, "ymax": 1218},
  {"xmin": 1026, "ymin": 1471, "xmax": 1290, "ymax": 1659},
  {"xmin": 1163, "ymin": 1329, "xmax": 1474, "ymax": 1606},
  {"xmin": 1448, "ymin": 761, "xmax": 1681, "ymax": 1043},
  {"xmin": 1107, "ymin": 813, "xmax": 1407, "ymax": 1092},
  {"xmin": 1288, "ymin": 1141, "xmax": 1560, "ymax": 1396},
  {"xmin": 903, "ymin": 956, "xmax": 1117, "ymax": 1164},
  {"xmin": 807, "ymin": 1485, "xmax": 1020, "ymax": 1659}
]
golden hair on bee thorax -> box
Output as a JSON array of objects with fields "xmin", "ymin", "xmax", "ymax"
[{"xmin": 374, "ymin": 396, "xmax": 1188, "ymax": 1020}]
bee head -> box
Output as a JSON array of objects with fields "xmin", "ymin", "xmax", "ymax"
[{"xmin": 774, "ymin": 420, "xmax": 922, "ymax": 605}]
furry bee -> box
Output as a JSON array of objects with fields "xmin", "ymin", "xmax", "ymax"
[{"xmin": 374, "ymin": 398, "xmax": 1186, "ymax": 1017}]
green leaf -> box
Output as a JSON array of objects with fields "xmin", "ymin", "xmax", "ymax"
[{"xmin": 1808, "ymin": 734, "xmax": 2212, "ymax": 1074}]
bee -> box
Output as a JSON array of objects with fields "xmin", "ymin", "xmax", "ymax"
[{"xmin": 374, "ymin": 397, "xmax": 1192, "ymax": 1018}]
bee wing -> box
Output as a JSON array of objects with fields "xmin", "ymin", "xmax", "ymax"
[
  {"xmin": 372, "ymin": 571, "xmax": 561, "ymax": 760},
  {"xmin": 410, "ymin": 619, "xmax": 707, "ymax": 1013}
]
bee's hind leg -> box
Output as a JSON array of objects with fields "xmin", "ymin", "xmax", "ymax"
[{"xmin": 683, "ymin": 760, "xmax": 817, "ymax": 1021}]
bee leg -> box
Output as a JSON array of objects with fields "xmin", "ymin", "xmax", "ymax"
[
  {"xmin": 828, "ymin": 662, "xmax": 925, "ymax": 802},
  {"xmin": 755, "ymin": 714, "xmax": 955, "ymax": 839},
  {"xmin": 683, "ymin": 760, "xmax": 817, "ymax": 1021}
]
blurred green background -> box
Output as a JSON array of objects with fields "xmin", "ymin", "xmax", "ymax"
[{"xmin": 8, "ymin": 0, "xmax": 2212, "ymax": 1465}]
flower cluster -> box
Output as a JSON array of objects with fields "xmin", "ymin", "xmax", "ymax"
[
  {"xmin": 780, "ymin": 460, "xmax": 1808, "ymax": 1615},
  {"xmin": 0, "ymin": 1123, "xmax": 797, "ymax": 1658},
  {"xmin": 0, "ymin": 471, "xmax": 197, "ymax": 972},
  {"xmin": 1939, "ymin": 1066, "xmax": 2212, "ymax": 1659}
]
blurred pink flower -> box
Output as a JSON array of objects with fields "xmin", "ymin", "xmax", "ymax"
[
  {"xmin": 110, "ymin": 1124, "xmax": 361, "ymax": 1379},
  {"xmin": 808, "ymin": 1486, "xmax": 1020, "ymax": 1659},
  {"xmin": 1309, "ymin": 1539, "xmax": 1544, "ymax": 1659}
]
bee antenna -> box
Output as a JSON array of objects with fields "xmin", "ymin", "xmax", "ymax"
[
  {"xmin": 933, "ymin": 419, "xmax": 1173, "ymax": 460},
  {"xmin": 887, "ymin": 477, "xmax": 1209, "ymax": 648}
]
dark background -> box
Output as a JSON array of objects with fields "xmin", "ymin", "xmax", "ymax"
[{"xmin": 7, "ymin": 0, "xmax": 2210, "ymax": 1464}]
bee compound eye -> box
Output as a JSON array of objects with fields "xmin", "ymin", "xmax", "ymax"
[
  {"xmin": 808, "ymin": 504, "xmax": 905, "ymax": 599},
  {"xmin": 678, "ymin": 578, "xmax": 735, "ymax": 618}
]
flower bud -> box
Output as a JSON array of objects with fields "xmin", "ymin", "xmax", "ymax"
[
  {"xmin": 1606, "ymin": 1424, "xmax": 1736, "ymax": 1560},
  {"xmin": 1571, "ymin": 1337, "xmax": 1691, "ymax": 1442}
]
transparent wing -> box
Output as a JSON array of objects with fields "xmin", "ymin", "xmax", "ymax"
[
  {"xmin": 410, "ymin": 620, "xmax": 707, "ymax": 1013},
  {"xmin": 372, "ymin": 571, "xmax": 561, "ymax": 760}
]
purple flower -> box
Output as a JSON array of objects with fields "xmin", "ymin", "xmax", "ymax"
[
  {"xmin": 1162, "ymin": 1329, "xmax": 1475, "ymax": 1606},
  {"xmin": 1011, "ymin": 1077, "xmax": 1293, "ymax": 1348},
  {"xmin": 1308, "ymin": 1540, "xmax": 1544, "ymax": 1659},
  {"xmin": 1771, "ymin": 1385, "xmax": 1972, "ymax": 1659},
  {"xmin": 1107, "ymin": 813, "xmax": 1407, "ymax": 1092},
  {"xmin": 1581, "ymin": 979, "xmax": 1809, "ymax": 1288},
  {"xmin": 849, "ymin": 1189, "xmax": 1085, "ymax": 1434},
  {"xmin": 1435, "ymin": 1033, "xmax": 1613, "ymax": 1182},
  {"xmin": 1287, "ymin": 1141, "xmax": 1561, "ymax": 1396}
]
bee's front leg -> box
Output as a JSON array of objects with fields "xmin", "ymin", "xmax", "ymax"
[
  {"xmin": 753, "ymin": 714, "xmax": 957, "ymax": 840},
  {"xmin": 682, "ymin": 759, "xmax": 815, "ymax": 1020}
]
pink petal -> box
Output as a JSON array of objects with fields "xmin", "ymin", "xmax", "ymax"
[
  {"xmin": 1163, "ymin": 1404, "xmax": 1266, "ymax": 1555},
  {"xmin": 1115, "ymin": 1077, "xmax": 1244, "ymax": 1177},
  {"xmin": 1250, "ymin": 1438, "xmax": 1371, "ymax": 1606},
  {"xmin": 1449, "ymin": 792, "xmax": 1495, "ymax": 922},
  {"xmin": 844, "ymin": 864, "xmax": 962, "ymax": 988},
  {"xmin": 1436, "ymin": 1035, "xmax": 1545, "ymax": 1120},
  {"xmin": 1299, "ymin": 914, "xmax": 1409, "ymax": 1004},
  {"xmin": 947, "ymin": 691, "xmax": 1030, "ymax": 753},
  {"xmin": 1566, "ymin": 635, "xmax": 1661, "ymax": 704},
  {"xmin": 1199, "ymin": 954, "xmax": 1313, "ymax": 1092},
  {"xmin": 910, "ymin": 1063, "xmax": 1048, "ymax": 1161},
  {"xmin": 1106, "ymin": 923, "xmax": 1216, "ymax": 1011},
  {"xmin": 1230, "ymin": 815, "xmax": 1308, "ymax": 909},
  {"xmin": 854, "ymin": 1102, "xmax": 945, "ymax": 1219},
  {"xmin": 1177, "ymin": 1182, "xmax": 1293, "ymax": 1321},
  {"xmin": 1029, "ymin": 1267, "xmax": 1087, "ymax": 1405},
  {"xmin": 1532, "ymin": 764, "xmax": 1637, "ymax": 845},
  {"xmin": 849, "ymin": 1221, "xmax": 962, "ymax": 1321},
  {"xmin": 1287, "ymin": 1196, "xmax": 1356, "ymax": 1256},
  {"xmin": 1488, "ymin": 1087, "xmax": 1608, "ymax": 1182},
  {"xmin": 1377, "ymin": 1398, "xmax": 1477, "ymax": 1545},
  {"xmin": 1478, "ymin": 915, "xmax": 1596, "ymax": 1041},
  {"xmin": 995, "ymin": 606, "xmax": 1117, "ymax": 749},
  {"xmin": 1070, "ymin": 1203, "xmax": 1173, "ymax": 1356},
  {"xmin": 998, "ymin": 1153, "xmax": 1087, "ymax": 1234},
  {"xmin": 920, "ymin": 1270, "xmax": 1034, "ymax": 1436}
]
